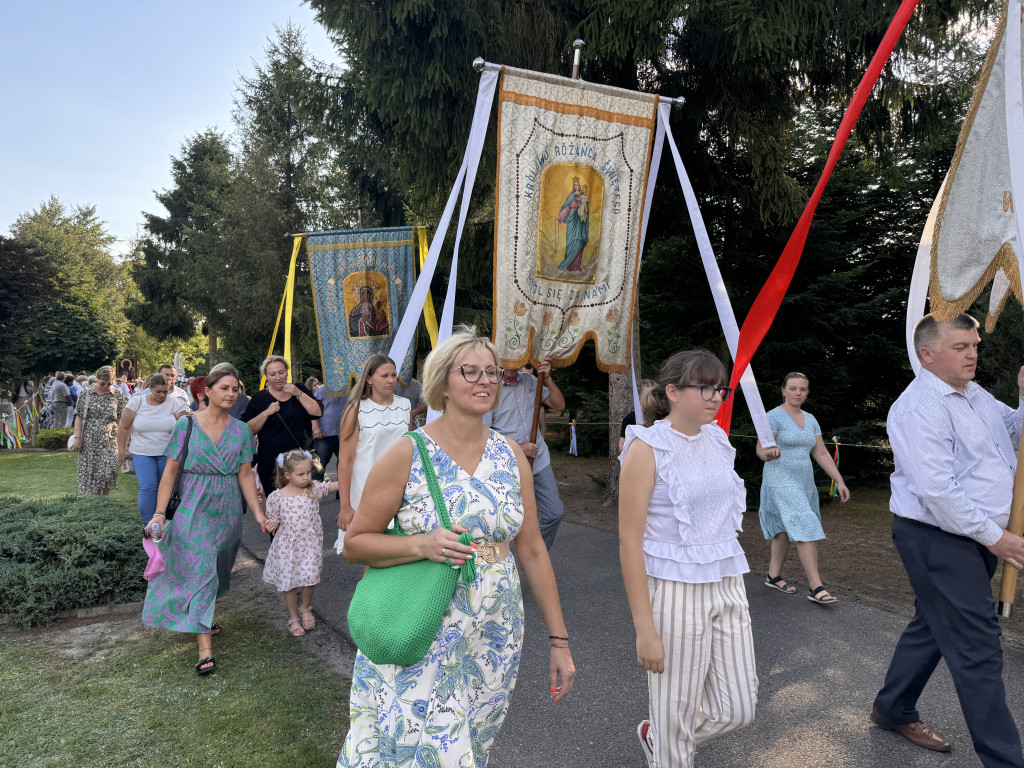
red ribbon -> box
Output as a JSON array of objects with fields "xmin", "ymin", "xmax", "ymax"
[{"xmin": 717, "ymin": 0, "xmax": 920, "ymax": 433}]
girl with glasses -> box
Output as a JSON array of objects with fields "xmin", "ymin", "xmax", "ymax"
[{"xmin": 619, "ymin": 349, "xmax": 757, "ymax": 768}]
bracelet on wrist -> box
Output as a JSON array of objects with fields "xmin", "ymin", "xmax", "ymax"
[
  {"xmin": 548, "ymin": 635, "xmax": 568, "ymax": 641},
  {"xmin": 550, "ymin": 642, "xmax": 569, "ymax": 649},
  {"xmin": 153, "ymin": 513, "xmax": 166, "ymax": 519}
]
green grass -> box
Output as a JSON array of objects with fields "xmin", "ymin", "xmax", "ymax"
[
  {"xmin": 0, "ymin": 595, "xmax": 350, "ymax": 767},
  {"xmin": 0, "ymin": 452, "xmax": 139, "ymax": 504}
]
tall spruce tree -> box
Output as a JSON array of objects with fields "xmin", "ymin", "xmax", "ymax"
[{"xmin": 307, "ymin": 0, "xmax": 1000, "ymax": 488}]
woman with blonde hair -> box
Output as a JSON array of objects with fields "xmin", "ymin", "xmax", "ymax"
[
  {"xmin": 338, "ymin": 327, "xmax": 575, "ymax": 766},
  {"xmin": 243, "ymin": 355, "xmax": 322, "ymax": 500},
  {"xmin": 70, "ymin": 366, "xmax": 127, "ymax": 496},
  {"xmin": 619, "ymin": 349, "xmax": 757, "ymax": 768},
  {"xmin": 335, "ymin": 354, "xmax": 410, "ymax": 534}
]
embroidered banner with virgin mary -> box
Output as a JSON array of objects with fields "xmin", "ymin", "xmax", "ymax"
[
  {"xmin": 307, "ymin": 227, "xmax": 418, "ymax": 395},
  {"xmin": 492, "ymin": 67, "xmax": 659, "ymax": 372}
]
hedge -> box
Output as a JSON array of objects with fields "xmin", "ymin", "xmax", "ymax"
[
  {"xmin": 0, "ymin": 495, "xmax": 147, "ymax": 627},
  {"xmin": 36, "ymin": 427, "xmax": 74, "ymax": 450}
]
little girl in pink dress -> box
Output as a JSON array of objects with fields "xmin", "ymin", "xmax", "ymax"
[{"xmin": 263, "ymin": 449, "xmax": 338, "ymax": 636}]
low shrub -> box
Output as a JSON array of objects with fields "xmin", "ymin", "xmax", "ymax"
[
  {"xmin": 36, "ymin": 428, "xmax": 74, "ymax": 450},
  {"xmin": 0, "ymin": 495, "xmax": 147, "ymax": 627}
]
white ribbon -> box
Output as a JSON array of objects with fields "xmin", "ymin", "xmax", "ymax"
[
  {"xmin": 628, "ymin": 102, "xmax": 669, "ymax": 421},
  {"xmin": 906, "ymin": 176, "xmax": 947, "ymax": 373},
  {"xmin": 658, "ymin": 103, "xmax": 776, "ymax": 447},
  {"xmin": 1005, "ymin": 0, "xmax": 1024, "ymax": 295},
  {"xmin": 389, "ymin": 68, "xmax": 501, "ymax": 424}
]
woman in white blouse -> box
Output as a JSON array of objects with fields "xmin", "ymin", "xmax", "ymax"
[
  {"xmin": 619, "ymin": 350, "xmax": 757, "ymax": 768},
  {"xmin": 117, "ymin": 373, "xmax": 191, "ymax": 522},
  {"xmin": 336, "ymin": 355, "xmax": 411, "ymax": 533}
]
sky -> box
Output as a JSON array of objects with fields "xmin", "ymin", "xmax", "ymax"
[{"xmin": 1, "ymin": 1, "xmax": 339, "ymax": 254}]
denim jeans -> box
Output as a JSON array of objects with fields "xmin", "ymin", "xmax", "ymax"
[{"xmin": 132, "ymin": 453, "xmax": 167, "ymax": 523}]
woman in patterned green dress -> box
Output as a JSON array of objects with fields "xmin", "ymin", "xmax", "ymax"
[
  {"xmin": 70, "ymin": 366, "xmax": 126, "ymax": 495},
  {"xmin": 142, "ymin": 363, "xmax": 270, "ymax": 676},
  {"xmin": 339, "ymin": 328, "xmax": 576, "ymax": 767}
]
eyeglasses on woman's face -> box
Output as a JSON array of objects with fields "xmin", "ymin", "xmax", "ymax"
[
  {"xmin": 678, "ymin": 384, "xmax": 732, "ymax": 402},
  {"xmin": 450, "ymin": 365, "xmax": 504, "ymax": 384}
]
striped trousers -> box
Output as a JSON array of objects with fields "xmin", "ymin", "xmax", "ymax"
[{"xmin": 647, "ymin": 575, "xmax": 758, "ymax": 768}]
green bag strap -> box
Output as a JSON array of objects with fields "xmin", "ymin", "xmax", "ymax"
[{"xmin": 406, "ymin": 430, "xmax": 476, "ymax": 585}]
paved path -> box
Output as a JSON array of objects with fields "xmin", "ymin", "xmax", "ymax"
[{"xmin": 240, "ymin": 493, "xmax": 1024, "ymax": 767}]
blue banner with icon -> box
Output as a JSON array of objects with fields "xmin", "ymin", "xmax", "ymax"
[{"xmin": 307, "ymin": 227, "xmax": 418, "ymax": 396}]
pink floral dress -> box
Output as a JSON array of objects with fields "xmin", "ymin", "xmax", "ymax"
[{"xmin": 262, "ymin": 481, "xmax": 329, "ymax": 591}]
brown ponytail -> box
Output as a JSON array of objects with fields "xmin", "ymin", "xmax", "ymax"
[{"xmin": 644, "ymin": 350, "xmax": 727, "ymax": 425}]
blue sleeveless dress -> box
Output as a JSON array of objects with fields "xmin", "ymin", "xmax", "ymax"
[{"xmin": 758, "ymin": 407, "xmax": 825, "ymax": 542}]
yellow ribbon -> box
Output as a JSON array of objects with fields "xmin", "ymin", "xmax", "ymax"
[
  {"xmin": 418, "ymin": 227, "xmax": 439, "ymax": 349},
  {"xmin": 261, "ymin": 235, "xmax": 303, "ymax": 389}
]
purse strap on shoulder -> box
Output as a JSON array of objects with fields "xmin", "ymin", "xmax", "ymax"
[{"xmin": 406, "ymin": 431, "xmax": 453, "ymax": 532}]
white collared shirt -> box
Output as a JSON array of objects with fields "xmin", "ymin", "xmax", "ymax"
[{"xmin": 888, "ymin": 367, "xmax": 1024, "ymax": 546}]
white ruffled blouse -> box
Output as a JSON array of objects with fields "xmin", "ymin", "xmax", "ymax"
[{"xmin": 621, "ymin": 419, "xmax": 749, "ymax": 583}]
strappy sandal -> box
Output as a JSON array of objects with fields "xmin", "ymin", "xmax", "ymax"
[
  {"xmin": 287, "ymin": 618, "xmax": 306, "ymax": 637},
  {"xmin": 765, "ymin": 575, "xmax": 796, "ymax": 594},
  {"xmin": 210, "ymin": 623, "xmax": 222, "ymax": 636},
  {"xmin": 196, "ymin": 656, "xmax": 215, "ymax": 676},
  {"xmin": 808, "ymin": 585, "xmax": 838, "ymax": 604},
  {"xmin": 299, "ymin": 607, "xmax": 316, "ymax": 630}
]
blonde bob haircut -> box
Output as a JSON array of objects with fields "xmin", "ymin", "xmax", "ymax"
[
  {"xmin": 421, "ymin": 326, "xmax": 503, "ymax": 413},
  {"xmin": 260, "ymin": 355, "xmax": 289, "ymax": 379}
]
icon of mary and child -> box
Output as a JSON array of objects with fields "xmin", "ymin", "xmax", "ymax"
[{"xmin": 557, "ymin": 176, "xmax": 590, "ymax": 272}]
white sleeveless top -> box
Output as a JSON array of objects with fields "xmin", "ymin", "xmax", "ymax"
[
  {"xmin": 350, "ymin": 396, "xmax": 412, "ymax": 509},
  {"xmin": 620, "ymin": 419, "xmax": 748, "ymax": 583}
]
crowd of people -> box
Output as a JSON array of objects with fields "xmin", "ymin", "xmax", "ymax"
[{"xmin": 33, "ymin": 309, "xmax": 1024, "ymax": 767}]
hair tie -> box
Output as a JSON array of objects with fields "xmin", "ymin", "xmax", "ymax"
[
  {"xmin": 276, "ymin": 453, "xmax": 286, "ymax": 468},
  {"xmin": 302, "ymin": 450, "xmax": 312, "ymax": 460}
]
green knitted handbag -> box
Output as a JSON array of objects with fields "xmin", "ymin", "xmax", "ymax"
[{"xmin": 347, "ymin": 431, "xmax": 476, "ymax": 666}]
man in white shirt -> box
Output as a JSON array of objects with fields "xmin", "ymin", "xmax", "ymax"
[
  {"xmin": 484, "ymin": 357, "xmax": 565, "ymax": 549},
  {"xmin": 871, "ymin": 313, "xmax": 1024, "ymax": 766},
  {"xmin": 144, "ymin": 365, "xmax": 190, "ymax": 409}
]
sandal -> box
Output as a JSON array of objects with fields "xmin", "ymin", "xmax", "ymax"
[
  {"xmin": 765, "ymin": 575, "xmax": 796, "ymax": 594},
  {"xmin": 196, "ymin": 656, "xmax": 215, "ymax": 676},
  {"xmin": 299, "ymin": 607, "xmax": 316, "ymax": 631},
  {"xmin": 210, "ymin": 623, "xmax": 222, "ymax": 637},
  {"xmin": 287, "ymin": 618, "xmax": 306, "ymax": 637},
  {"xmin": 808, "ymin": 585, "xmax": 838, "ymax": 604}
]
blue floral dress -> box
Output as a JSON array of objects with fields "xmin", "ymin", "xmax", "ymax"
[
  {"xmin": 338, "ymin": 429, "xmax": 525, "ymax": 768},
  {"xmin": 758, "ymin": 407, "xmax": 826, "ymax": 542}
]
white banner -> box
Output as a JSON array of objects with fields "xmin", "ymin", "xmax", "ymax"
[{"xmin": 492, "ymin": 67, "xmax": 658, "ymax": 372}]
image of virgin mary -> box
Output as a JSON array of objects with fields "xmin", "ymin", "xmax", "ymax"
[{"xmin": 557, "ymin": 177, "xmax": 589, "ymax": 271}]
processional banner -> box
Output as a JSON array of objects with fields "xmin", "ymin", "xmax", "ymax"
[
  {"xmin": 307, "ymin": 227, "xmax": 417, "ymax": 396},
  {"xmin": 927, "ymin": 4, "xmax": 1024, "ymax": 333},
  {"xmin": 492, "ymin": 67, "xmax": 659, "ymax": 372}
]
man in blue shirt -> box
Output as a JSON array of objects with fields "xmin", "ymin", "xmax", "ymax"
[
  {"xmin": 872, "ymin": 313, "xmax": 1024, "ymax": 765},
  {"xmin": 484, "ymin": 358, "xmax": 565, "ymax": 549}
]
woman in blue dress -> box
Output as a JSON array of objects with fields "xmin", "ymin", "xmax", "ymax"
[{"xmin": 756, "ymin": 372, "xmax": 849, "ymax": 604}]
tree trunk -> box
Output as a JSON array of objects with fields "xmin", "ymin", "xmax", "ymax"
[
  {"xmin": 604, "ymin": 303, "xmax": 642, "ymax": 506},
  {"xmin": 208, "ymin": 334, "xmax": 218, "ymax": 370}
]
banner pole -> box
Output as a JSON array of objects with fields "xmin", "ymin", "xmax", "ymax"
[
  {"xmin": 528, "ymin": 371, "xmax": 546, "ymax": 468},
  {"xmin": 998, "ymin": 410, "xmax": 1024, "ymax": 617}
]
